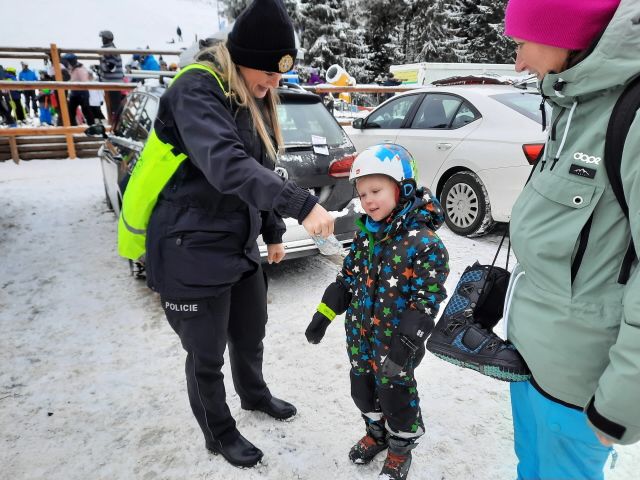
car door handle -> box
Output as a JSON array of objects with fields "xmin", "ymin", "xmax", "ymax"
[{"xmin": 437, "ymin": 143, "xmax": 453, "ymax": 151}]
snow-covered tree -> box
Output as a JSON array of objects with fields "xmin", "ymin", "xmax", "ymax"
[
  {"xmin": 299, "ymin": 0, "xmax": 343, "ymax": 70},
  {"xmin": 335, "ymin": 0, "xmax": 372, "ymax": 82},
  {"xmin": 219, "ymin": 0, "xmax": 248, "ymax": 20},
  {"xmin": 362, "ymin": 0, "xmax": 407, "ymax": 79},
  {"xmin": 220, "ymin": 0, "xmax": 301, "ymax": 26},
  {"xmin": 412, "ymin": 0, "xmax": 464, "ymax": 62},
  {"xmin": 452, "ymin": 0, "xmax": 514, "ymax": 63}
]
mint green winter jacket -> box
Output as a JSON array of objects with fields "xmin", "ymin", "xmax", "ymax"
[{"xmin": 506, "ymin": 0, "xmax": 640, "ymax": 445}]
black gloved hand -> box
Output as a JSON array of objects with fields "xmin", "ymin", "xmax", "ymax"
[
  {"xmin": 381, "ymin": 335, "xmax": 418, "ymax": 377},
  {"xmin": 380, "ymin": 309, "xmax": 435, "ymax": 377},
  {"xmin": 306, "ymin": 312, "xmax": 332, "ymax": 344},
  {"xmin": 306, "ymin": 280, "xmax": 352, "ymax": 345}
]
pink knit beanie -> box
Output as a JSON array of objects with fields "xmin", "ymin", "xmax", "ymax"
[{"xmin": 504, "ymin": 0, "xmax": 621, "ymax": 50}]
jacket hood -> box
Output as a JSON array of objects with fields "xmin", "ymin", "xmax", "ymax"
[
  {"xmin": 541, "ymin": 0, "xmax": 640, "ymax": 103},
  {"xmin": 359, "ymin": 187, "xmax": 445, "ymax": 239}
]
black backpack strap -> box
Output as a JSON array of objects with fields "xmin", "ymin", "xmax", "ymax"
[{"xmin": 604, "ymin": 75, "xmax": 640, "ymax": 284}]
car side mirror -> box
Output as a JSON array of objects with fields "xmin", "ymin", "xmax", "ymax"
[
  {"xmin": 352, "ymin": 118, "xmax": 364, "ymax": 129},
  {"xmin": 84, "ymin": 124, "xmax": 107, "ymax": 138}
]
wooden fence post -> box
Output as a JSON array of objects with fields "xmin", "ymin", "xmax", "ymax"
[
  {"xmin": 9, "ymin": 137, "xmax": 20, "ymax": 164},
  {"xmin": 50, "ymin": 43, "xmax": 76, "ymax": 159}
]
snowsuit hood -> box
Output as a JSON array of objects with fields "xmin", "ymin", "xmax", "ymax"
[{"xmin": 360, "ymin": 188, "xmax": 445, "ymax": 239}]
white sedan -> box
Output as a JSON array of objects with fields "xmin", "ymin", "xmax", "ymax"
[{"xmin": 343, "ymin": 84, "xmax": 547, "ymax": 236}]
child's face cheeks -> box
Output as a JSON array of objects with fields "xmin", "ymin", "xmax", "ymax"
[{"xmin": 356, "ymin": 175, "xmax": 398, "ymax": 222}]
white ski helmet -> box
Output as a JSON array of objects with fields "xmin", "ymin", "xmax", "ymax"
[{"xmin": 349, "ymin": 143, "xmax": 418, "ymax": 198}]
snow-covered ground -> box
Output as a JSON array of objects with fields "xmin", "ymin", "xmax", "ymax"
[{"xmin": 1, "ymin": 158, "xmax": 638, "ymax": 479}]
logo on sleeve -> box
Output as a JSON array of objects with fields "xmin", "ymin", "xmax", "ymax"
[{"xmin": 569, "ymin": 164, "xmax": 596, "ymax": 179}]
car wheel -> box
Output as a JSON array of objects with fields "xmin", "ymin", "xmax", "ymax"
[
  {"xmin": 103, "ymin": 181, "xmax": 114, "ymax": 211},
  {"xmin": 441, "ymin": 171, "xmax": 494, "ymax": 237}
]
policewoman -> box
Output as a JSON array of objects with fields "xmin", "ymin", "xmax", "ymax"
[{"xmin": 118, "ymin": 0, "xmax": 334, "ymax": 468}]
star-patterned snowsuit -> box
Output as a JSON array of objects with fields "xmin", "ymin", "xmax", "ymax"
[{"xmin": 338, "ymin": 188, "xmax": 449, "ymax": 438}]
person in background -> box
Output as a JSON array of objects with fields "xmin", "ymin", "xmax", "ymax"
[
  {"xmin": 18, "ymin": 61, "xmax": 38, "ymax": 117},
  {"xmin": 3, "ymin": 67, "xmax": 25, "ymax": 123},
  {"xmin": 37, "ymin": 70, "xmax": 60, "ymax": 126},
  {"xmin": 134, "ymin": 52, "xmax": 161, "ymax": 71},
  {"xmin": 0, "ymin": 65, "xmax": 17, "ymax": 126},
  {"xmin": 87, "ymin": 71, "xmax": 105, "ymax": 124},
  {"xmin": 98, "ymin": 30, "xmax": 124, "ymax": 122},
  {"xmin": 118, "ymin": 0, "xmax": 335, "ymax": 469},
  {"xmin": 502, "ymin": 0, "xmax": 640, "ymax": 478},
  {"xmin": 307, "ymin": 67, "xmax": 323, "ymax": 85},
  {"xmin": 61, "ymin": 53, "xmax": 94, "ymax": 126},
  {"xmin": 306, "ymin": 144, "xmax": 449, "ymax": 480},
  {"xmin": 382, "ymin": 72, "xmax": 402, "ymax": 100}
]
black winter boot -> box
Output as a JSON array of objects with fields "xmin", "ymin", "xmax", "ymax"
[
  {"xmin": 349, "ymin": 417, "xmax": 388, "ymax": 465},
  {"xmin": 206, "ymin": 432, "xmax": 263, "ymax": 468},
  {"xmin": 378, "ymin": 436, "xmax": 417, "ymax": 480},
  {"xmin": 426, "ymin": 263, "xmax": 530, "ymax": 382}
]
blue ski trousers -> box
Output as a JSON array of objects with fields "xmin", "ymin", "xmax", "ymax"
[{"xmin": 510, "ymin": 381, "xmax": 614, "ymax": 480}]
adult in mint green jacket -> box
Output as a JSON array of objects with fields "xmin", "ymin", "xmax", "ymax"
[{"xmin": 504, "ymin": 0, "xmax": 640, "ymax": 478}]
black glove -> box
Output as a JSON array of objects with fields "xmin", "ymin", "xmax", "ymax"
[
  {"xmin": 381, "ymin": 334, "xmax": 419, "ymax": 377},
  {"xmin": 381, "ymin": 309, "xmax": 434, "ymax": 377},
  {"xmin": 305, "ymin": 280, "xmax": 352, "ymax": 344},
  {"xmin": 306, "ymin": 312, "xmax": 332, "ymax": 344}
]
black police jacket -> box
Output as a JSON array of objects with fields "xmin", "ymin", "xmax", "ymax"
[{"xmin": 146, "ymin": 68, "xmax": 316, "ymax": 298}]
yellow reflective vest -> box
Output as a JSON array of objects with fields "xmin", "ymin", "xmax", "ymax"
[{"xmin": 117, "ymin": 63, "xmax": 227, "ymax": 261}]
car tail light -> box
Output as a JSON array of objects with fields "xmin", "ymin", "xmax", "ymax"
[
  {"xmin": 328, "ymin": 154, "xmax": 356, "ymax": 178},
  {"xmin": 522, "ymin": 143, "xmax": 545, "ymax": 165}
]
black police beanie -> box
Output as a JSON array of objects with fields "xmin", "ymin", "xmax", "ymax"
[{"xmin": 227, "ymin": 0, "xmax": 297, "ymax": 73}]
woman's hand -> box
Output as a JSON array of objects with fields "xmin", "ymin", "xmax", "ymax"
[
  {"xmin": 301, "ymin": 203, "xmax": 334, "ymax": 238},
  {"xmin": 267, "ymin": 243, "xmax": 286, "ymax": 264}
]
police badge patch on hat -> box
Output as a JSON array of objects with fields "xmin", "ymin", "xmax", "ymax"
[{"xmin": 278, "ymin": 54, "xmax": 293, "ymax": 73}]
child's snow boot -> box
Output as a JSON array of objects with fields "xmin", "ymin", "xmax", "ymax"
[
  {"xmin": 349, "ymin": 417, "xmax": 388, "ymax": 464},
  {"xmin": 378, "ymin": 436, "xmax": 417, "ymax": 480}
]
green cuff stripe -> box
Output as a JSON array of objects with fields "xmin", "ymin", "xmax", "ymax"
[{"xmin": 317, "ymin": 303, "xmax": 337, "ymax": 321}]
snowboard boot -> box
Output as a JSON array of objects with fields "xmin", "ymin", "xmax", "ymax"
[
  {"xmin": 426, "ymin": 264, "xmax": 530, "ymax": 382},
  {"xmin": 349, "ymin": 417, "xmax": 388, "ymax": 465},
  {"xmin": 378, "ymin": 436, "xmax": 417, "ymax": 480}
]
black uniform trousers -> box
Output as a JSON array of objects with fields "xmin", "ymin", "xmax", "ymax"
[{"xmin": 162, "ymin": 265, "xmax": 270, "ymax": 445}]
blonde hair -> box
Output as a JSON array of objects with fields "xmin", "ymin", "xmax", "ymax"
[{"xmin": 196, "ymin": 43, "xmax": 283, "ymax": 161}]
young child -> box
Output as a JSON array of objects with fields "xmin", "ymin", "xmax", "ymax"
[{"xmin": 306, "ymin": 144, "xmax": 449, "ymax": 480}]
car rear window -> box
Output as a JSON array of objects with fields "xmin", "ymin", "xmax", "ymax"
[
  {"xmin": 490, "ymin": 92, "xmax": 550, "ymax": 124},
  {"xmin": 277, "ymin": 102, "xmax": 347, "ymax": 147}
]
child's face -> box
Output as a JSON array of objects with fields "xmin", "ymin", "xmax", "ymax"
[{"xmin": 356, "ymin": 175, "xmax": 398, "ymax": 222}]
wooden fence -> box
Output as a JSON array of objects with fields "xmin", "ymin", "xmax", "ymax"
[
  {"xmin": 0, "ymin": 44, "xmax": 180, "ymax": 163},
  {"xmin": 1, "ymin": 44, "xmax": 417, "ymax": 163}
]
